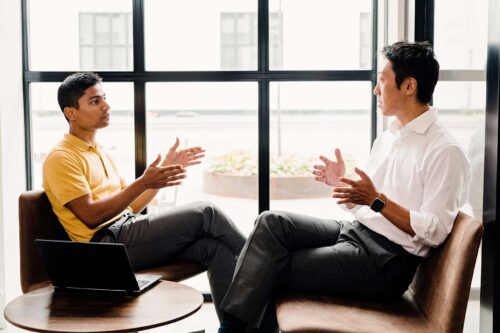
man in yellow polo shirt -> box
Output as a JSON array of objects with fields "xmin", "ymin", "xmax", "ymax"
[{"xmin": 43, "ymin": 72, "xmax": 246, "ymax": 321}]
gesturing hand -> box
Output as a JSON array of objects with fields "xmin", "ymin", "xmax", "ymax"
[
  {"xmin": 163, "ymin": 138, "xmax": 206, "ymax": 168},
  {"xmin": 312, "ymin": 148, "xmax": 346, "ymax": 187},
  {"xmin": 333, "ymin": 167, "xmax": 378, "ymax": 206},
  {"xmin": 141, "ymin": 154, "xmax": 187, "ymax": 189}
]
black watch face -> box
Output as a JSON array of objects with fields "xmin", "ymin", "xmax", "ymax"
[{"xmin": 371, "ymin": 198, "xmax": 385, "ymax": 212}]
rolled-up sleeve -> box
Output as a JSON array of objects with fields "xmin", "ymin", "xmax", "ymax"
[{"xmin": 409, "ymin": 145, "xmax": 470, "ymax": 247}]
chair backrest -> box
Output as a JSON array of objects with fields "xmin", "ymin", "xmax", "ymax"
[
  {"xmin": 407, "ymin": 211, "xmax": 483, "ymax": 333},
  {"xmin": 19, "ymin": 190, "xmax": 70, "ymax": 293}
]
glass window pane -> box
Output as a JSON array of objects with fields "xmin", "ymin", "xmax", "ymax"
[
  {"xmin": 433, "ymin": 81, "xmax": 485, "ymax": 311},
  {"xmin": 146, "ymin": 82, "xmax": 258, "ymax": 237},
  {"xmin": 28, "ymin": 0, "xmax": 132, "ymax": 70},
  {"xmin": 30, "ymin": 82, "xmax": 135, "ymax": 189},
  {"xmin": 269, "ymin": 82, "xmax": 372, "ymax": 216},
  {"xmin": 269, "ymin": 0, "xmax": 373, "ymax": 70},
  {"xmin": 144, "ymin": 0, "xmax": 258, "ymax": 70},
  {"xmin": 433, "ymin": 81, "xmax": 485, "ymax": 220},
  {"xmin": 434, "ymin": 0, "xmax": 488, "ymax": 70}
]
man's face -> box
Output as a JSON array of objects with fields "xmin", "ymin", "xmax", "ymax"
[
  {"xmin": 67, "ymin": 84, "xmax": 110, "ymax": 130},
  {"xmin": 373, "ymin": 61, "xmax": 406, "ymax": 117}
]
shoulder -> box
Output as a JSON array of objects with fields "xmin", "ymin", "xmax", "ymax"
[
  {"xmin": 423, "ymin": 122, "xmax": 470, "ymax": 168},
  {"xmin": 43, "ymin": 141, "xmax": 87, "ymax": 173}
]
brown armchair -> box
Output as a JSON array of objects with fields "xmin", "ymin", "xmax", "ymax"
[
  {"xmin": 276, "ymin": 211, "xmax": 483, "ymax": 333},
  {"xmin": 19, "ymin": 190, "xmax": 206, "ymax": 293}
]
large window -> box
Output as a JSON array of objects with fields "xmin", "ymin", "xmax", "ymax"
[{"xmin": 23, "ymin": 0, "xmax": 376, "ymax": 294}]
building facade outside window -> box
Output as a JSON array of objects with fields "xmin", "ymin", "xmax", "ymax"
[
  {"xmin": 79, "ymin": 13, "xmax": 133, "ymax": 70},
  {"xmin": 221, "ymin": 12, "xmax": 282, "ymax": 69}
]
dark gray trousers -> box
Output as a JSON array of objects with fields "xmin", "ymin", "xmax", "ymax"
[
  {"xmin": 220, "ymin": 210, "xmax": 422, "ymax": 332},
  {"xmin": 91, "ymin": 201, "xmax": 246, "ymax": 320}
]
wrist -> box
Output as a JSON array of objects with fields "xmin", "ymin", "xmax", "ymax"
[
  {"xmin": 370, "ymin": 192, "xmax": 387, "ymax": 213},
  {"xmin": 135, "ymin": 176, "xmax": 149, "ymax": 191}
]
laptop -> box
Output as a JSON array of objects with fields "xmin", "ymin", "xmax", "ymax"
[{"xmin": 35, "ymin": 239, "xmax": 161, "ymax": 294}]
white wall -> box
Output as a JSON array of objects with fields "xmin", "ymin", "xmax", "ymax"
[{"xmin": 0, "ymin": 0, "xmax": 26, "ymax": 328}]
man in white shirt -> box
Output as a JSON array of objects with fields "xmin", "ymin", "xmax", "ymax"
[{"xmin": 217, "ymin": 41, "xmax": 470, "ymax": 333}]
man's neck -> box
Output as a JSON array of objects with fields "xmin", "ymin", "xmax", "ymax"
[
  {"xmin": 396, "ymin": 103, "xmax": 430, "ymax": 127},
  {"xmin": 69, "ymin": 128, "xmax": 97, "ymax": 147}
]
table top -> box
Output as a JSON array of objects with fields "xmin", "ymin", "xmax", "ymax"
[{"xmin": 4, "ymin": 280, "xmax": 203, "ymax": 333}]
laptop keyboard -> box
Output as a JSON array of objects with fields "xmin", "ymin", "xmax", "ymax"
[{"xmin": 137, "ymin": 279, "xmax": 149, "ymax": 288}]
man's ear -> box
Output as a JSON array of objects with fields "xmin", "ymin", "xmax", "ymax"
[
  {"xmin": 404, "ymin": 77, "xmax": 418, "ymax": 96},
  {"xmin": 63, "ymin": 106, "xmax": 76, "ymax": 121}
]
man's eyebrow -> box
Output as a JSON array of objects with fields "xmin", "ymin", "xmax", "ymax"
[{"xmin": 88, "ymin": 94, "xmax": 105, "ymax": 100}]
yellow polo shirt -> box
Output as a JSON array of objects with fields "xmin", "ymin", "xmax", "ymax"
[{"xmin": 42, "ymin": 133, "xmax": 129, "ymax": 242}]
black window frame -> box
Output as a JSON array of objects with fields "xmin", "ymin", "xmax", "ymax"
[{"xmin": 21, "ymin": 0, "xmax": 379, "ymax": 214}]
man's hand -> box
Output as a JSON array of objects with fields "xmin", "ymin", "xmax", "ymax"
[
  {"xmin": 163, "ymin": 138, "xmax": 205, "ymax": 168},
  {"xmin": 333, "ymin": 167, "xmax": 378, "ymax": 206},
  {"xmin": 312, "ymin": 148, "xmax": 346, "ymax": 187},
  {"xmin": 140, "ymin": 154, "xmax": 187, "ymax": 190}
]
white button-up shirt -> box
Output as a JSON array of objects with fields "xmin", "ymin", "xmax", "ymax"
[{"xmin": 347, "ymin": 108, "xmax": 470, "ymax": 257}]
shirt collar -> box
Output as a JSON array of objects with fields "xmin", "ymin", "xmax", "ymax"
[
  {"xmin": 388, "ymin": 107, "xmax": 438, "ymax": 137},
  {"xmin": 63, "ymin": 133, "xmax": 94, "ymax": 152}
]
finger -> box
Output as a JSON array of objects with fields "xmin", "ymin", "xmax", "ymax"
[
  {"xmin": 333, "ymin": 187, "xmax": 352, "ymax": 193},
  {"xmin": 169, "ymin": 137, "xmax": 180, "ymax": 151},
  {"xmin": 166, "ymin": 174, "xmax": 187, "ymax": 182},
  {"xmin": 186, "ymin": 146, "xmax": 203, "ymax": 153},
  {"xmin": 164, "ymin": 181, "xmax": 182, "ymax": 188},
  {"xmin": 313, "ymin": 164, "xmax": 325, "ymax": 171},
  {"xmin": 149, "ymin": 154, "xmax": 161, "ymax": 167},
  {"xmin": 189, "ymin": 153, "xmax": 206, "ymax": 160},
  {"xmin": 332, "ymin": 193, "xmax": 350, "ymax": 198},
  {"xmin": 162, "ymin": 164, "xmax": 184, "ymax": 171},
  {"xmin": 338, "ymin": 177, "xmax": 357, "ymax": 186},
  {"xmin": 354, "ymin": 167, "xmax": 369, "ymax": 180},
  {"xmin": 335, "ymin": 148, "xmax": 344, "ymax": 163},
  {"xmin": 314, "ymin": 176, "xmax": 326, "ymax": 183},
  {"xmin": 319, "ymin": 155, "xmax": 333, "ymax": 164},
  {"xmin": 312, "ymin": 170, "xmax": 323, "ymax": 177},
  {"xmin": 336, "ymin": 199, "xmax": 353, "ymax": 205},
  {"xmin": 185, "ymin": 161, "xmax": 202, "ymax": 167}
]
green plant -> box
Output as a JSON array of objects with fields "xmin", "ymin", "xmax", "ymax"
[{"xmin": 207, "ymin": 150, "xmax": 355, "ymax": 177}]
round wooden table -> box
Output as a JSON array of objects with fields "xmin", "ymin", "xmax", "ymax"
[{"xmin": 4, "ymin": 281, "xmax": 203, "ymax": 333}]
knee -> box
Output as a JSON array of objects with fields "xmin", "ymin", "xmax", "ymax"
[
  {"xmin": 196, "ymin": 238, "xmax": 219, "ymax": 264},
  {"xmin": 192, "ymin": 200, "xmax": 224, "ymax": 219},
  {"xmin": 255, "ymin": 210, "xmax": 289, "ymax": 231}
]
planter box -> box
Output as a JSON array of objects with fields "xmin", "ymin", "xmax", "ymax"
[{"xmin": 203, "ymin": 171, "xmax": 332, "ymax": 200}]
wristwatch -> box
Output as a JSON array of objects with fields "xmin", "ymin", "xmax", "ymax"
[{"xmin": 370, "ymin": 193, "xmax": 387, "ymax": 212}]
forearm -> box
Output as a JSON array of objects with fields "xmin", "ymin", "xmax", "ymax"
[
  {"xmin": 66, "ymin": 179, "xmax": 147, "ymax": 228},
  {"xmin": 380, "ymin": 197, "xmax": 415, "ymax": 236}
]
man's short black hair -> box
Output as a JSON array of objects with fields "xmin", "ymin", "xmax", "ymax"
[
  {"xmin": 382, "ymin": 41, "xmax": 439, "ymax": 104},
  {"xmin": 57, "ymin": 72, "xmax": 102, "ymax": 119}
]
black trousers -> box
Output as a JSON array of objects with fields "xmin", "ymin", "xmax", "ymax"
[
  {"xmin": 91, "ymin": 201, "xmax": 246, "ymax": 320},
  {"xmin": 220, "ymin": 210, "xmax": 422, "ymax": 332}
]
